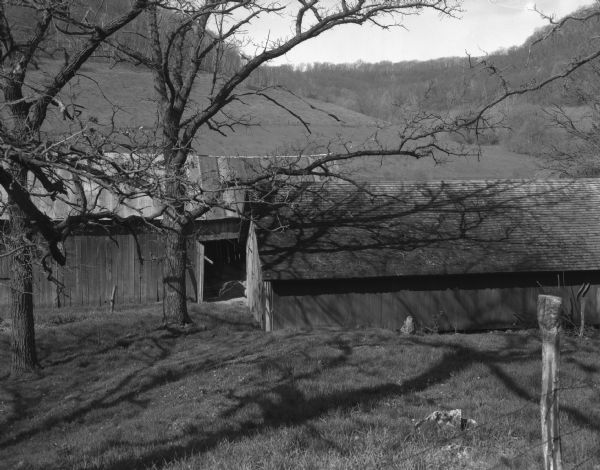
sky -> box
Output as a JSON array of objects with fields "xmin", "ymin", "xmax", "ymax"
[{"xmin": 244, "ymin": 0, "xmax": 596, "ymax": 65}]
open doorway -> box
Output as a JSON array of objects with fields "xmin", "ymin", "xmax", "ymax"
[{"xmin": 202, "ymin": 238, "xmax": 245, "ymax": 300}]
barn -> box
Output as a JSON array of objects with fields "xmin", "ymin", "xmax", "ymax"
[
  {"xmin": 0, "ymin": 154, "xmax": 324, "ymax": 308},
  {"xmin": 0, "ymin": 155, "xmax": 245, "ymax": 308},
  {"xmin": 246, "ymin": 179, "xmax": 600, "ymax": 331}
]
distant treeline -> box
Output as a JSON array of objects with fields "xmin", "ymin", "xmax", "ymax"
[
  {"xmin": 18, "ymin": 2, "xmax": 600, "ymax": 121},
  {"xmin": 11, "ymin": 0, "xmax": 240, "ymax": 73},
  {"xmin": 247, "ymin": 6, "xmax": 600, "ymax": 121}
]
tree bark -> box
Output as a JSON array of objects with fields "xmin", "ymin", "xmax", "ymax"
[
  {"xmin": 159, "ymin": 136, "xmax": 191, "ymax": 324},
  {"xmin": 1, "ymin": 1, "xmax": 150, "ymax": 375},
  {"xmin": 3, "ymin": 53, "xmax": 39, "ymax": 374},
  {"xmin": 8, "ymin": 177, "xmax": 38, "ymax": 374},
  {"xmin": 162, "ymin": 222, "xmax": 191, "ymax": 325}
]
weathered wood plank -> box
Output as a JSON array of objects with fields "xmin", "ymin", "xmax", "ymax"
[
  {"xmin": 538, "ymin": 294, "xmax": 563, "ymax": 470},
  {"xmin": 269, "ymin": 275, "xmax": 600, "ymax": 331},
  {"xmin": 197, "ymin": 242, "xmax": 204, "ymax": 303}
]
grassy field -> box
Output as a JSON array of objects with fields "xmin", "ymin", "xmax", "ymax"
[
  {"xmin": 31, "ymin": 60, "xmax": 386, "ymax": 156},
  {"xmin": 341, "ymin": 145, "xmax": 544, "ymax": 181},
  {"xmin": 1, "ymin": 301, "xmax": 599, "ymax": 470}
]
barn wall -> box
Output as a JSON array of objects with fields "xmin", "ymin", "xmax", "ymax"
[
  {"xmin": 0, "ymin": 233, "xmax": 199, "ymax": 308},
  {"xmin": 246, "ymin": 222, "xmax": 272, "ymax": 327},
  {"xmin": 269, "ymin": 271, "xmax": 600, "ymax": 331},
  {"xmin": 246, "ymin": 222, "xmax": 260, "ymax": 322}
]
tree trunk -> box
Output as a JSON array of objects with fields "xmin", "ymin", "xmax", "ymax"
[
  {"xmin": 8, "ymin": 192, "xmax": 38, "ymax": 374},
  {"xmin": 162, "ymin": 224, "xmax": 191, "ymax": 325},
  {"xmin": 160, "ymin": 141, "xmax": 192, "ymax": 325},
  {"xmin": 4, "ymin": 72, "xmax": 39, "ymax": 374}
]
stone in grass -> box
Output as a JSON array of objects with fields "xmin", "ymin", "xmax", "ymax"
[
  {"xmin": 169, "ymin": 417, "xmax": 198, "ymax": 436},
  {"xmin": 400, "ymin": 315, "xmax": 415, "ymax": 335},
  {"xmin": 415, "ymin": 409, "xmax": 477, "ymax": 431}
]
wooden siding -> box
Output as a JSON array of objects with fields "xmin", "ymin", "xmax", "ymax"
[
  {"xmin": 194, "ymin": 218, "xmax": 241, "ymax": 241},
  {"xmin": 246, "ymin": 221, "xmax": 262, "ymax": 324},
  {"xmin": 196, "ymin": 242, "xmax": 205, "ymax": 303},
  {"xmin": 0, "ymin": 233, "xmax": 200, "ymax": 308},
  {"xmin": 246, "ymin": 221, "xmax": 272, "ymax": 329},
  {"xmin": 268, "ymin": 271, "xmax": 600, "ymax": 331}
]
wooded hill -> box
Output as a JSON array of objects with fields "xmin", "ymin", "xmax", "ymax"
[
  {"xmin": 246, "ymin": 5, "xmax": 600, "ymax": 122},
  {"xmin": 7, "ymin": 1, "xmax": 389, "ymax": 156},
  {"xmin": 15, "ymin": 2, "xmax": 599, "ymax": 129},
  {"xmin": 7, "ymin": 1, "xmax": 561, "ymax": 179},
  {"xmin": 6, "ymin": 0, "xmax": 241, "ymax": 73}
]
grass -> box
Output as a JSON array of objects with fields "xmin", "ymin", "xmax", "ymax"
[
  {"xmin": 1, "ymin": 301, "xmax": 599, "ymax": 469},
  {"xmin": 339, "ymin": 145, "xmax": 544, "ymax": 181},
  {"xmin": 30, "ymin": 60, "xmax": 386, "ymax": 156}
]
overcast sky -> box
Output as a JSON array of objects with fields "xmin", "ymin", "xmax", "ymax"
[{"xmin": 246, "ymin": 0, "xmax": 595, "ymax": 65}]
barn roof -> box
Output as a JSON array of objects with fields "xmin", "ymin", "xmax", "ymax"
[
  {"xmin": 2, "ymin": 155, "xmax": 322, "ymax": 222},
  {"xmin": 254, "ymin": 179, "xmax": 600, "ymax": 280}
]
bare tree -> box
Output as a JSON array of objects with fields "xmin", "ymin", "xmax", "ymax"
[
  {"xmin": 549, "ymin": 8, "xmax": 600, "ymax": 173},
  {"xmin": 0, "ymin": 0, "xmax": 152, "ymax": 375},
  {"xmin": 5, "ymin": 0, "xmax": 595, "ymax": 372},
  {"xmin": 105, "ymin": 0, "xmax": 476, "ymax": 325},
  {"xmin": 469, "ymin": 4, "xmax": 600, "ymax": 174}
]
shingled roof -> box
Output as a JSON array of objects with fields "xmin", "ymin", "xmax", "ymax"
[{"xmin": 254, "ymin": 179, "xmax": 600, "ymax": 281}]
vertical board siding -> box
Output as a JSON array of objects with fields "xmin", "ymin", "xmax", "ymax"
[
  {"xmin": 271, "ymin": 280, "xmax": 600, "ymax": 332},
  {"xmin": 186, "ymin": 239, "xmax": 197, "ymax": 302},
  {"xmin": 246, "ymin": 222, "xmax": 266, "ymax": 325},
  {"xmin": 196, "ymin": 242, "xmax": 205, "ymax": 303},
  {"xmin": 105, "ymin": 238, "xmax": 113, "ymax": 305},
  {"xmin": 0, "ymin": 232, "xmax": 203, "ymax": 308},
  {"xmin": 264, "ymin": 281, "xmax": 273, "ymax": 331},
  {"xmin": 0, "ymin": 256, "xmax": 10, "ymax": 306},
  {"xmin": 121, "ymin": 235, "xmax": 130, "ymax": 303}
]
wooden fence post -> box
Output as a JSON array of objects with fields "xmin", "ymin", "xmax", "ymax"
[
  {"xmin": 110, "ymin": 285, "xmax": 117, "ymax": 313},
  {"xmin": 579, "ymin": 298, "xmax": 586, "ymax": 337},
  {"xmin": 538, "ymin": 294, "xmax": 563, "ymax": 470},
  {"xmin": 577, "ymin": 283, "xmax": 590, "ymax": 337}
]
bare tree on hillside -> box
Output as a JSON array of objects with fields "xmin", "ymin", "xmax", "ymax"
[
  {"xmin": 0, "ymin": 0, "xmax": 154, "ymax": 375},
  {"xmin": 105, "ymin": 0, "xmax": 501, "ymax": 325},
  {"xmin": 469, "ymin": 5, "xmax": 600, "ymax": 172},
  {"xmin": 3, "ymin": 0, "xmax": 596, "ymax": 374},
  {"xmin": 521, "ymin": 6, "xmax": 600, "ymax": 177},
  {"xmin": 105, "ymin": 0, "xmax": 600, "ymax": 329}
]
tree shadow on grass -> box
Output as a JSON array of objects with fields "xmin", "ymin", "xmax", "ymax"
[
  {"xmin": 91, "ymin": 332, "xmax": 599, "ymax": 470},
  {"xmin": 3, "ymin": 330, "xmax": 599, "ymax": 470},
  {"xmin": 0, "ymin": 324, "xmax": 259, "ymax": 446}
]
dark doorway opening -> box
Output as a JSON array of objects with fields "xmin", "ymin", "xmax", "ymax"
[{"xmin": 203, "ymin": 239, "xmax": 245, "ymax": 299}]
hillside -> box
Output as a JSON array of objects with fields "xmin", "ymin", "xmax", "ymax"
[
  {"xmin": 338, "ymin": 146, "xmax": 543, "ymax": 181},
  {"xmin": 5, "ymin": 3, "xmax": 596, "ymax": 180},
  {"xmin": 34, "ymin": 61, "xmax": 387, "ymax": 156},
  {"xmin": 28, "ymin": 59, "xmax": 543, "ymax": 180},
  {"xmin": 247, "ymin": 5, "xmax": 600, "ymax": 121}
]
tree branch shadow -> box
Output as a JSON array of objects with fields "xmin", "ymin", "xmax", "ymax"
[{"xmin": 98, "ymin": 333, "xmax": 600, "ymax": 470}]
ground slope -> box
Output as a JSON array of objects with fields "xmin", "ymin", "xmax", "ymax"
[
  {"xmin": 1, "ymin": 302, "xmax": 599, "ymax": 469},
  {"xmin": 34, "ymin": 61, "xmax": 382, "ymax": 156}
]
